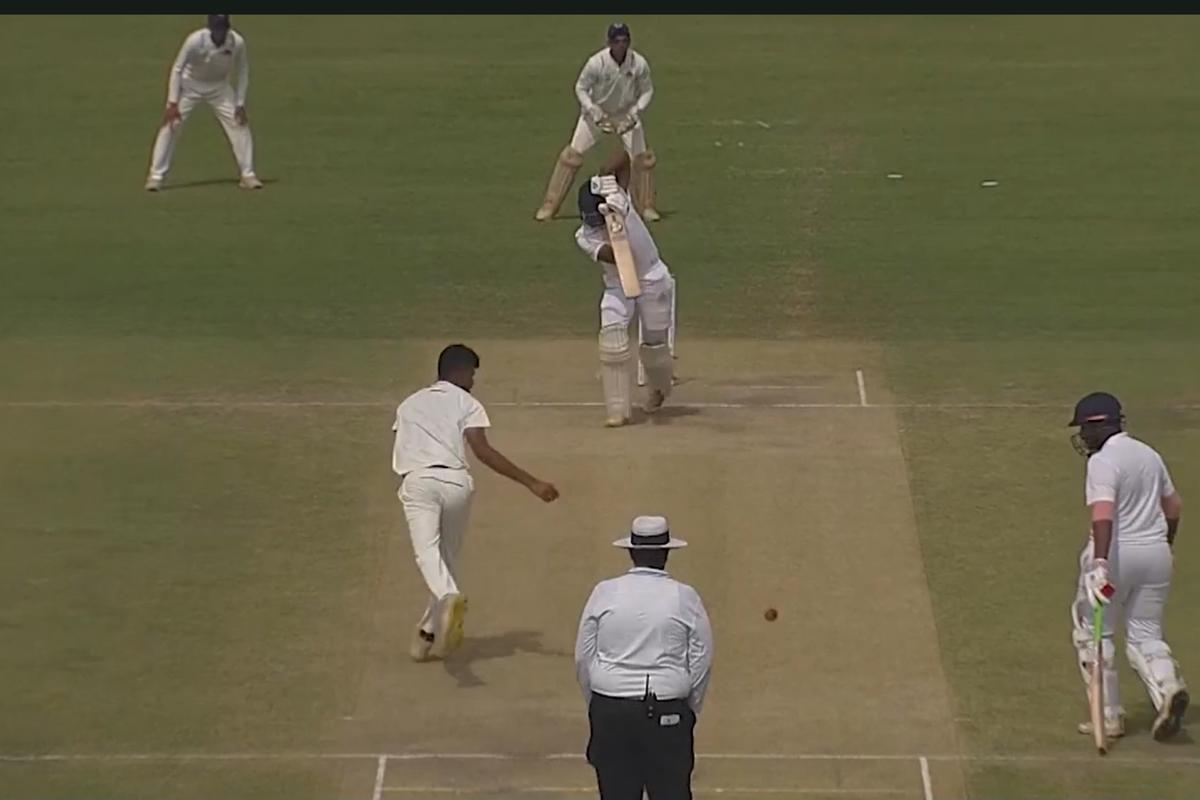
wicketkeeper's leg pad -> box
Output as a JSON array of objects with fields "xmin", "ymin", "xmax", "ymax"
[
  {"xmin": 639, "ymin": 340, "xmax": 673, "ymax": 398},
  {"xmin": 598, "ymin": 324, "xmax": 633, "ymax": 422},
  {"xmin": 632, "ymin": 150, "xmax": 658, "ymax": 215},
  {"xmin": 537, "ymin": 146, "xmax": 585, "ymax": 219}
]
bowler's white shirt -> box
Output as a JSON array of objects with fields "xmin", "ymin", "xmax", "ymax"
[
  {"xmin": 575, "ymin": 190, "xmax": 671, "ymax": 292},
  {"xmin": 575, "ymin": 567, "xmax": 714, "ymax": 712},
  {"xmin": 575, "ymin": 48, "xmax": 654, "ymax": 117},
  {"xmin": 1085, "ymin": 433, "xmax": 1177, "ymax": 546},
  {"xmin": 167, "ymin": 29, "xmax": 249, "ymax": 105},
  {"xmin": 392, "ymin": 381, "xmax": 490, "ymax": 477}
]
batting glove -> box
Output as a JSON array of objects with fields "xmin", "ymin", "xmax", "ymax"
[
  {"xmin": 1083, "ymin": 558, "xmax": 1116, "ymax": 608},
  {"xmin": 587, "ymin": 105, "xmax": 607, "ymax": 125},
  {"xmin": 615, "ymin": 113, "xmax": 639, "ymax": 135},
  {"xmin": 596, "ymin": 175, "xmax": 621, "ymax": 196},
  {"xmin": 600, "ymin": 191, "xmax": 629, "ymax": 217}
]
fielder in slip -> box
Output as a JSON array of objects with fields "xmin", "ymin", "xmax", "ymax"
[
  {"xmin": 1068, "ymin": 392, "xmax": 1189, "ymax": 742},
  {"xmin": 145, "ymin": 15, "xmax": 262, "ymax": 192},
  {"xmin": 574, "ymin": 155, "xmax": 675, "ymax": 428},
  {"xmin": 534, "ymin": 22, "xmax": 660, "ymax": 222},
  {"xmin": 393, "ymin": 345, "xmax": 559, "ymax": 662}
]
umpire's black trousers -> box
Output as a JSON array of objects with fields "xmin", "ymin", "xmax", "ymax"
[{"xmin": 586, "ymin": 692, "xmax": 696, "ymax": 800}]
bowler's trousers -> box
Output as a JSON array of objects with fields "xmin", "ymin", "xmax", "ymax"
[{"xmin": 587, "ymin": 692, "xmax": 696, "ymax": 800}]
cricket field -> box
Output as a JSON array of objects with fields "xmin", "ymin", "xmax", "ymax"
[{"xmin": 2, "ymin": 15, "xmax": 1199, "ymax": 799}]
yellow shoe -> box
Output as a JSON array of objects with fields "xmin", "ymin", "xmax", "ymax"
[
  {"xmin": 534, "ymin": 205, "xmax": 555, "ymax": 222},
  {"xmin": 605, "ymin": 415, "xmax": 629, "ymax": 428},
  {"xmin": 431, "ymin": 593, "xmax": 467, "ymax": 658},
  {"xmin": 641, "ymin": 207, "xmax": 661, "ymax": 222}
]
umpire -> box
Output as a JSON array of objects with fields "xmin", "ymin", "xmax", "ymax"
[{"xmin": 574, "ymin": 515, "xmax": 715, "ymax": 799}]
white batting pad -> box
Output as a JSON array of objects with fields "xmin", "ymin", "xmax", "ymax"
[{"xmin": 598, "ymin": 324, "xmax": 632, "ymax": 421}]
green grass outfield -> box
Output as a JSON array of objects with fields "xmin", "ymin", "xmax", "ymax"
[{"xmin": 2, "ymin": 14, "xmax": 1199, "ymax": 799}]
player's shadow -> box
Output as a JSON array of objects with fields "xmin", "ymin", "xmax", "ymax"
[
  {"xmin": 160, "ymin": 177, "xmax": 279, "ymax": 191},
  {"xmin": 638, "ymin": 405, "xmax": 701, "ymax": 426},
  {"xmin": 443, "ymin": 629, "xmax": 570, "ymax": 689}
]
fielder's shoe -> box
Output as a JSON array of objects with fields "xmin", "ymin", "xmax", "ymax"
[
  {"xmin": 641, "ymin": 207, "xmax": 661, "ymax": 222},
  {"xmin": 238, "ymin": 175, "xmax": 264, "ymax": 190},
  {"xmin": 144, "ymin": 177, "xmax": 164, "ymax": 192},
  {"xmin": 1077, "ymin": 716, "xmax": 1125, "ymax": 738},
  {"xmin": 409, "ymin": 627, "xmax": 436, "ymax": 663},
  {"xmin": 645, "ymin": 389, "xmax": 666, "ymax": 414},
  {"xmin": 1153, "ymin": 687, "xmax": 1190, "ymax": 741},
  {"xmin": 431, "ymin": 593, "xmax": 467, "ymax": 658}
]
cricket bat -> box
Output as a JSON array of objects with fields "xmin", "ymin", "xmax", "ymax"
[
  {"xmin": 604, "ymin": 211, "xmax": 641, "ymax": 299},
  {"xmin": 1089, "ymin": 604, "xmax": 1107, "ymax": 755}
]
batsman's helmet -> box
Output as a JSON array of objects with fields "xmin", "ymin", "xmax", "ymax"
[
  {"xmin": 1068, "ymin": 391, "xmax": 1123, "ymax": 427},
  {"xmin": 578, "ymin": 181, "xmax": 605, "ymax": 228},
  {"xmin": 1069, "ymin": 391, "xmax": 1124, "ymax": 456},
  {"xmin": 607, "ymin": 22, "xmax": 631, "ymax": 42}
]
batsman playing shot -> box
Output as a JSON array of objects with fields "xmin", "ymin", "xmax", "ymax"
[
  {"xmin": 1069, "ymin": 392, "xmax": 1189, "ymax": 742},
  {"xmin": 392, "ymin": 345, "xmax": 559, "ymax": 661},
  {"xmin": 534, "ymin": 22, "xmax": 660, "ymax": 223},
  {"xmin": 574, "ymin": 154, "xmax": 675, "ymax": 428},
  {"xmin": 145, "ymin": 15, "xmax": 262, "ymax": 192}
]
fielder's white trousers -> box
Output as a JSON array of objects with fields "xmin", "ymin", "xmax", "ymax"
[
  {"xmin": 148, "ymin": 81, "xmax": 256, "ymax": 180},
  {"xmin": 569, "ymin": 114, "xmax": 648, "ymax": 156},
  {"xmin": 600, "ymin": 271, "xmax": 674, "ymax": 335},
  {"xmin": 399, "ymin": 468, "xmax": 474, "ymax": 632},
  {"xmin": 1072, "ymin": 540, "xmax": 1180, "ymax": 715}
]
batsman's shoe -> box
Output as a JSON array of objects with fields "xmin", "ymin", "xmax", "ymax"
[
  {"xmin": 1153, "ymin": 687, "xmax": 1190, "ymax": 741},
  {"xmin": 409, "ymin": 627, "xmax": 435, "ymax": 663},
  {"xmin": 534, "ymin": 204, "xmax": 555, "ymax": 222},
  {"xmin": 645, "ymin": 389, "xmax": 666, "ymax": 414},
  {"xmin": 431, "ymin": 593, "xmax": 468, "ymax": 658},
  {"xmin": 605, "ymin": 415, "xmax": 629, "ymax": 428},
  {"xmin": 144, "ymin": 177, "xmax": 163, "ymax": 192},
  {"xmin": 1077, "ymin": 716, "xmax": 1125, "ymax": 738},
  {"xmin": 239, "ymin": 175, "xmax": 264, "ymax": 190},
  {"xmin": 641, "ymin": 207, "xmax": 661, "ymax": 222}
]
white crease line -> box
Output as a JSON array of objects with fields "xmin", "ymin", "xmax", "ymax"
[
  {"xmin": 4, "ymin": 751, "xmax": 1200, "ymax": 766},
  {"xmin": 382, "ymin": 789, "xmax": 904, "ymax": 796},
  {"xmin": 920, "ymin": 756, "xmax": 933, "ymax": 800},
  {"xmin": 856, "ymin": 369, "xmax": 868, "ymax": 407},
  {"xmin": 372, "ymin": 755, "xmax": 387, "ymax": 800},
  {"xmin": 8, "ymin": 399, "xmax": 1193, "ymax": 411}
]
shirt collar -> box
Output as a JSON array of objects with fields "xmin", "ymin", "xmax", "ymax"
[
  {"xmin": 627, "ymin": 567, "xmax": 669, "ymax": 576},
  {"xmin": 604, "ymin": 48, "xmax": 634, "ymax": 73}
]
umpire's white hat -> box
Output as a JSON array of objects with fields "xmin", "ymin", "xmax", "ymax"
[{"xmin": 612, "ymin": 515, "xmax": 688, "ymax": 549}]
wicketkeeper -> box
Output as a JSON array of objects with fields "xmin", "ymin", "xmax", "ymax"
[{"xmin": 534, "ymin": 22, "xmax": 660, "ymax": 223}]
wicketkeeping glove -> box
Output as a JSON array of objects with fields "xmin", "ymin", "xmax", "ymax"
[
  {"xmin": 1083, "ymin": 558, "xmax": 1116, "ymax": 608},
  {"xmin": 615, "ymin": 113, "xmax": 639, "ymax": 135}
]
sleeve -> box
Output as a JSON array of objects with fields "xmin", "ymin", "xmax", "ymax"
[
  {"xmin": 574, "ymin": 56, "xmax": 598, "ymax": 113},
  {"xmin": 1085, "ymin": 456, "xmax": 1118, "ymax": 505},
  {"xmin": 234, "ymin": 34, "xmax": 249, "ymax": 106},
  {"xmin": 462, "ymin": 396, "xmax": 491, "ymax": 430},
  {"xmin": 634, "ymin": 56, "xmax": 654, "ymax": 115},
  {"xmin": 574, "ymin": 586, "xmax": 602, "ymax": 702},
  {"xmin": 166, "ymin": 33, "xmax": 195, "ymax": 104},
  {"xmin": 684, "ymin": 587, "xmax": 714, "ymax": 714},
  {"xmin": 1160, "ymin": 455, "xmax": 1177, "ymax": 498},
  {"xmin": 575, "ymin": 226, "xmax": 606, "ymax": 262}
]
